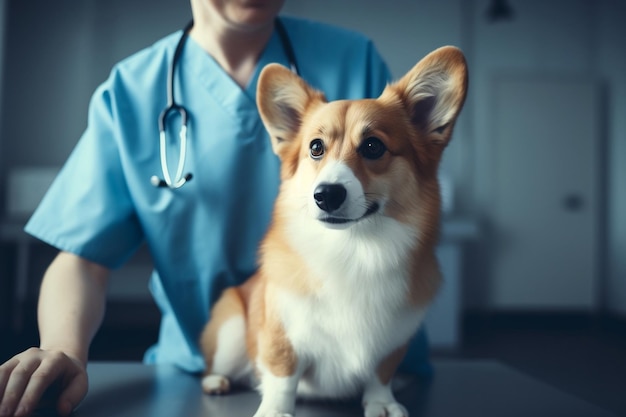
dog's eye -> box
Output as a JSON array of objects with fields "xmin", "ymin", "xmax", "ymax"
[
  {"xmin": 359, "ymin": 137, "xmax": 386, "ymax": 160},
  {"xmin": 310, "ymin": 139, "xmax": 325, "ymax": 159}
]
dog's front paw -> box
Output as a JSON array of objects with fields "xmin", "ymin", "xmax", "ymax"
[
  {"xmin": 364, "ymin": 401, "xmax": 408, "ymax": 417},
  {"xmin": 201, "ymin": 374, "xmax": 231, "ymax": 395},
  {"xmin": 252, "ymin": 410, "xmax": 294, "ymax": 417}
]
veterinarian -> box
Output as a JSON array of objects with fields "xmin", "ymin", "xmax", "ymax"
[{"xmin": 0, "ymin": 1, "xmax": 432, "ymax": 416}]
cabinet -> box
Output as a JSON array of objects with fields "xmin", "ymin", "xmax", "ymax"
[{"xmin": 425, "ymin": 218, "xmax": 479, "ymax": 351}]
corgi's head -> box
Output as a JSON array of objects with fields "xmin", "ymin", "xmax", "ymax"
[{"xmin": 257, "ymin": 46, "xmax": 468, "ymax": 235}]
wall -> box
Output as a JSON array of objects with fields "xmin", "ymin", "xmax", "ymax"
[
  {"xmin": 0, "ymin": 0, "xmax": 5, "ymax": 170},
  {"xmin": 0, "ymin": 0, "xmax": 190, "ymax": 170},
  {"xmin": 463, "ymin": 0, "xmax": 625, "ymax": 313},
  {"xmin": 0, "ymin": 0, "xmax": 8, "ymax": 328},
  {"xmin": 467, "ymin": 0, "xmax": 594, "ymax": 309},
  {"xmin": 597, "ymin": 1, "xmax": 626, "ymax": 316},
  {"xmin": 0, "ymin": 0, "xmax": 624, "ymax": 316}
]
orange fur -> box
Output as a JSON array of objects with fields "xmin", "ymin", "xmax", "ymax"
[
  {"xmin": 376, "ymin": 345, "xmax": 409, "ymax": 386},
  {"xmin": 199, "ymin": 287, "xmax": 245, "ymax": 372}
]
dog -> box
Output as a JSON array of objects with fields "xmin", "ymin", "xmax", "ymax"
[{"xmin": 199, "ymin": 46, "xmax": 468, "ymax": 417}]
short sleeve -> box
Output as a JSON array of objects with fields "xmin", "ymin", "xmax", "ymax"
[{"xmin": 25, "ymin": 79, "xmax": 144, "ymax": 269}]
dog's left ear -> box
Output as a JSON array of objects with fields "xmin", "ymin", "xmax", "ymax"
[
  {"xmin": 257, "ymin": 63, "xmax": 326, "ymax": 159},
  {"xmin": 384, "ymin": 46, "xmax": 468, "ymax": 146}
]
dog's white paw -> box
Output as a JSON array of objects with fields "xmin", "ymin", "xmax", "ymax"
[
  {"xmin": 252, "ymin": 411, "xmax": 294, "ymax": 417},
  {"xmin": 364, "ymin": 401, "xmax": 408, "ymax": 417},
  {"xmin": 201, "ymin": 374, "xmax": 231, "ymax": 395}
]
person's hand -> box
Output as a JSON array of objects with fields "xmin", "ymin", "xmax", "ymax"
[{"xmin": 0, "ymin": 348, "xmax": 88, "ymax": 417}]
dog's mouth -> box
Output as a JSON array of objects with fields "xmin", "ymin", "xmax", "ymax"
[{"xmin": 319, "ymin": 202, "xmax": 380, "ymax": 225}]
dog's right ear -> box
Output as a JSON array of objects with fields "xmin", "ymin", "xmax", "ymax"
[
  {"xmin": 257, "ymin": 64, "xmax": 325, "ymax": 159},
  {"xmin": 384, "ymin": 46, "xmax": 468, "ymax": 148}
]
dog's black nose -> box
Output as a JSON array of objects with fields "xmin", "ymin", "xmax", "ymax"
[{"xmin": 314, "ymin": 183, "xmax": 347, "ymax": 212}]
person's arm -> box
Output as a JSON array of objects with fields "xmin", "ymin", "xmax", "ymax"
[{"xmin": 0, "ymin": 251, "xmax": 109, "ymax": 417}]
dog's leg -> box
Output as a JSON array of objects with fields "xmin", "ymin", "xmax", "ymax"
[
  {"xmin": 200, "ymin": 287, "xmax": 251, "ymax": 394},
  {"xmin": 254, "ymin": 369, "xmax": 301, "ymax": 417},
  {"xmin": 362, "ymin": 377, "xmax": 408, "ymax": 417},
  {"xmin": 362, "ymin": 345, "xmax": 409, "ymax": 417},
  {"xmin": 253, "ymin": 321, "xmax": 302, "ymax": 417}
]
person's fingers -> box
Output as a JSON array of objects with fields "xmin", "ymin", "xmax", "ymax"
[
  {"xmin": 0, "ymin": 359, "xmax": 19, "ymax": 416},
  {"xmin": 57, "ymin": 366, "xmax": 89, "ymax": 416},
  {"xmin": 14, "ymin": 353, "xmax": 67, "ymax": 416},
  {"xmin": 0, "ymin": 358, "xmax": 18, "ymax": 402},
  {"xmin": 57, "ymin": 366, "xmax": 88, "ymax": 417},
  {"xmin": 0, "ymin": 349, "xmax": 88, "ymax": 417},
  {"xmin": 0, "ymin": 356, "xmax": 41, "ymax": 417}
]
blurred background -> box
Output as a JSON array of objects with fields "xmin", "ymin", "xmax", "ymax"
[{"xmin": 0, "ymin": 0, "xmax": 624, "ymax": 415}]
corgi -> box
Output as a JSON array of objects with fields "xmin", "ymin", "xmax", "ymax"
[{"xmin": 200, "ymin": 46, "xmax": 468, "ymax": 417}]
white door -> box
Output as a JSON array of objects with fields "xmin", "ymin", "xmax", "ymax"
[{"xmin": 490, "ymin": 76, "xmax": 599, "ymax": 309}]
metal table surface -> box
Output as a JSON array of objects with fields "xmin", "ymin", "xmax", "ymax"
[{"xmin": 50, "ymin": 359, "xmax": 617, "ymax": 417}]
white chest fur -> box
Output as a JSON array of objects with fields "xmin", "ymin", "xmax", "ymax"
[
  {"xmin": 276, "ymin": 289, "xmax": 424, "ymax": 398},
  {"xmin": 275, "ymin": 214, "xmax": 425, "ymax": 398}
]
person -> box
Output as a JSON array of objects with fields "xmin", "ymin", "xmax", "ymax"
[{"xmin": 0, "ymin": 1, "xmax": 432, "ymax": 416}]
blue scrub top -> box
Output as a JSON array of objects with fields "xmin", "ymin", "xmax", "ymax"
[{"xmin": 26, "ymin": 16, "xmax": 432, "ymax": 376}]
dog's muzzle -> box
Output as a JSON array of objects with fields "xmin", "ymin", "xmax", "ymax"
[{"xmin": 314, "ymin": 183, "xmax": 379, "ymax": 225}]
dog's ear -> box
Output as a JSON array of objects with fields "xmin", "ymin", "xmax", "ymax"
[
  {"xmin": 257, "ymin": 63, "xmax": 325, "ymax": 159},
  {"xmin": 385, "ymin": 46, "xmax": 468, "ymax": 147}
]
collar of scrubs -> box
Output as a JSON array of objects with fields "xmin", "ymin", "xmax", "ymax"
[{"xmin": 180, "ymin": 28, "xmax": 294, "ymax": 123}]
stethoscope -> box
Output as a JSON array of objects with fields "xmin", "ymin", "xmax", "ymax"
[{"xmin": 151, "ymin": 18, "xmax": 300, "ymax": 189}]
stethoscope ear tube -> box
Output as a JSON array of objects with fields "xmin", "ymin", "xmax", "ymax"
[{"xmin": 274, "ymin": 18, "xmax": 300, "ymax": 75}]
